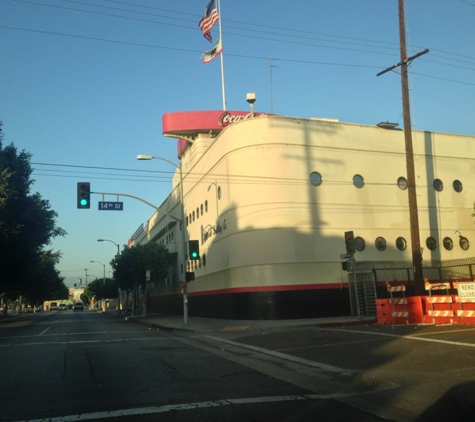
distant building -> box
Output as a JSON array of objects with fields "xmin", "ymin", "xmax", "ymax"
[{"xmin": 129, "ymin": 111, "xmax": 475, "ymax": 319}]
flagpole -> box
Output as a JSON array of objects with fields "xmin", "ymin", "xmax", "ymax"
[{"xmin": 217, "ymin": 0, "xmax": 227, "ymax": 110}]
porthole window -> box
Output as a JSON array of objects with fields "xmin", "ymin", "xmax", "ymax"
[
  {"xmin": 460, "ymin": 237, "xmax": 470, "ymax": 251},
  {"xmin": 396, "ymin": 237, "xmax": 407, "ymax": 251},
  {"xmin": 375, "ymin": 237, "xmax": 387, "ymax": 251},
  {"xmin": 443, "ymin": 237, "xmax": 453, "ymax": 251},
  {"xmin": 192, "ymin": 211, "xmax": 195, "ymax": 222},
  {"xmin": 433, "ymin": 179, "xmax": 443, "ymax": 192},
  {"xmin": 201, "ymin": 204, "xmax": 204, "ymax": 215},
  {"xmin": 426, "ymin": 237, "xmax": 437, "ymax": 251},
  {"xmin": 217, "ymin": 186, "xmax": 222, "ymax": 200},
  {"xmin": 353, "ymin": 174, "xmax": 364, "ymax": 188},
  {"xmin": 205, "ymin": 200, "xmax": 208, "ymax": 213},
  {"xmin": 310, "ymin": 172, "xmax": 322, "ymax": 186},
  {"xmin": 196, "ymin": 207, "xmax": 200, "ymax": 218},
  {"xmin": 453, "ymin": 180, "xmax": 463, "ymax": 193},
  {"xmin": 186, "ymin": 216, "xmax": 189, "ymax": 226},
  {"xmin": 397, "ymin": 177, "xmax": 408, "ymax": 190},
  {"xmin": 354, "ymin": 236, "xmax": 366, "ymax": 252}
]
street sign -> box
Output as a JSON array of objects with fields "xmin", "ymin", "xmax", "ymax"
[
  {"xmin": 98, "ymin": 201, "xmax": 124, "ymax": 211},
  {"xmin": 458, "ymin": 282, "xmax": 475, "ymax": 300},
  {"xmin": 340, "ymin": 254, "xmax": 352, "ymax": 260}
]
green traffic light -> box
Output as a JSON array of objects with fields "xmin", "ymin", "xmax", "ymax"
[{"xmin": 80, "ymin": 198, "xmax": 88, "ymax": 206}]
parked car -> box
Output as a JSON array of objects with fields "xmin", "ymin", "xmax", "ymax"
[
  {"xmin": 50, "ymin": 302, "xmax": 58, "ymax": 311},
  {"xmin": 58, "ymin": 303, "xmax": 68, "ymax": 311},
  {"xmin": 73, "ymin": 302, "xmax": 84, "ymax": 312}
]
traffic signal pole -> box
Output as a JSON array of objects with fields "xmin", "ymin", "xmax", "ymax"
[{"xmin": 89, "ymin": 189, "xmax": 189, "ymax": 324}]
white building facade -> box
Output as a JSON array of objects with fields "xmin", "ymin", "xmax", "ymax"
[{"xmin": 129, "ymin": 111, "xmax": 475, "ymax": 319}]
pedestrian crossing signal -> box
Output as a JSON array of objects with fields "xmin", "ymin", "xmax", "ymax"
[{"xmin": 344, "ymin": 231, "xmax": 355, "ymax": 255}]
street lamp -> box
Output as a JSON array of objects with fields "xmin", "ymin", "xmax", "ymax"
[
  {"xmin": 137, "ymin": 154, "xmax": 188, "ymax": 325},
  {"xmin": 97, "ymin": 239, "xmax": 121, "ymax": 311},
  {"xmin": 91, "ymin": 260, "xmax": 106, "ymax": 312},
  {"xmin": 90, "ymin": 261, "xmax": 106, "ymax": 284},
  {"xmin": 97, "ymin": 239, "xmax": 120, "ymax": 258}
]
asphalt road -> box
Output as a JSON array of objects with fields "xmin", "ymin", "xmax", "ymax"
[{"xmin": 1, "ymin": 311, "xmax": 475, "ymax": 421}]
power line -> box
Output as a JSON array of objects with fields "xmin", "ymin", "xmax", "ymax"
[{"xmin": 13, "ymin": 0, "xmax": 475, "ymax": 70}]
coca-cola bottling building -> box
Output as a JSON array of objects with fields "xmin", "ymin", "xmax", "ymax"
[{"xmin": 129, "ymin": 110, "xmax": 475, "ymax": 319}]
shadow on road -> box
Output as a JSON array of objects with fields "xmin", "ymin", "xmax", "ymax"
[{"xmin": 415, "ymin": 381, "xmax": 475, "ymax": 421}]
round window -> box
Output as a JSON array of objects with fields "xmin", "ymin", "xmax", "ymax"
[
  {"xmin": 310, "ymin": 172, "xmax": 322, "ymax": 186},
  {"xmin": 353, "ymin": 174, "xmax": 364, "ymax": 188},
  {"xmin": 453, "ymin": 180, "xmax": 463, "ymax": 193},
  {"xmin": 426, "ymin": 237, "xmax": 437, "ymax": 251},
  {"xmin": 354, "ymin": 236, "xmax": 365, "ymax": 252},
  {"xmin": 443, "ymin": 237, "xmax": 453, "ymax": 251},
  {"xmin": 460, "ymin": 237, "xmax": 470, "ymax": 251},
  {"xmin": 375, "ymin": 236, "xmax": 387, "ymax": 251},
  {"xmin": 396, "ymin": 237, "xmax": 407, "ymax": 251},
  {"xmin": 397, "ymin": 177, "xmax": 408, "ymax": 190},
  {"xmin": 433, "ymin": 179, "xmax": 443, "ymax": 192}
]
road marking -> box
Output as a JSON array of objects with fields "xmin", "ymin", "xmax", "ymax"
[
  {"xmin": 206, "ymin": 335, "xmax": 353, "ymax": 376},
  {"xmin": 0, "ymin": 337, "xmax": 171, "ymax": 348},
  {"xmin": 38, "ymin": 326, "xmax": 51, "ymax": 336},
  {"xmin": 327, "ymin": 328, "xmax": 475, "ymax": 348},
  {"xmin": 276, "ymin": 336, "xmax": 385, "ymax": 353},
  {"xmin": 11, "ymin": 391, "xmax": 367, "ymax": 422}
]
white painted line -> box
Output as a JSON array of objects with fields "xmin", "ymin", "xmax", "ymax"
[
  {"xmin": 38, "ymin": 326, "xmax": 51, "ymax": 336},
  {"xmin": 12, "ymin": 392, "xmax": 359, "ymax": 422},
  {"xmin": 326, "ymin": 328, "xmax": 475, "ymax": 348},
  {"xmin": 205, "ymin": 335, "xmax": 354, "ymax": 376},
  {"xmin": 0, "ymin": 337, "xmax": 171, "ymax": 348}
]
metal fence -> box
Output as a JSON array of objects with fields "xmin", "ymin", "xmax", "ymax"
[{"xmin": 349, "ymin": 257, "xmax": 475, "ymax": 316}]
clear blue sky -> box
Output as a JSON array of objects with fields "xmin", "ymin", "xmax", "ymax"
[{"xmin": 1, "ymin": 0, "xmax": 475, "ymax": 287}]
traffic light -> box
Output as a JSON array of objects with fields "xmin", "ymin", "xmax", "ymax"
[
  {"xmin": 344, "ymin": 231, "xmax": 355, "ymax": 255},
  {"xmin": 188, "ymin": 240, "xmax": 200, "ymax": 260},
  {"xmin": 185, "ymin": 271, "xmax": 195, "ymax": 282},
  {"xmin": 77, "ymin": 182, "xmax": 91, "ymax": 209},
  {"xmin": 341, "ymin": 261, "xmax": 352, "ymax": 271}
]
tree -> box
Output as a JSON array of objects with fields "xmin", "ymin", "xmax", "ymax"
[
  {"xmin": 85, "ymin": 278, "xmax": 117, "ymax": 301},
  {"xmin": 0, "ymin": 122, "xmax": 66, "ymax": 298},
  {"xmin": 111, "ymin": 242, "xmax": 172, "ymax": 315}
]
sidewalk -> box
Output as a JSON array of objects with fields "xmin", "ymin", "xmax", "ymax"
[{"xmin": 119, "ymin": 312, "xmax": 377, "ymax": 333}]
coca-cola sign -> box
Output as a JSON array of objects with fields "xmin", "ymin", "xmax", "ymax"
[
  {"xmin": 163, "ymin": 110, "xmax": 275, "ymax": 140},
  {"xmin": 218, "ymin": 112, "xmax": 268, "ymax": 127}
]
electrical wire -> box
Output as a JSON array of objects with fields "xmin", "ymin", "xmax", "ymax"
[{"xmin": 6, "ymin": 0, "xmax": 475, "ymax": 81}]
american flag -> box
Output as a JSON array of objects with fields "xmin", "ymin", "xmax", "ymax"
[{"xmin": 198, "ymin": 0, "xmax": 219, "ymax": 42}]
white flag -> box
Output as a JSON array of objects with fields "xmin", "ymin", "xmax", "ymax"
[{"xmin": 202, "ymin": 38, "xmax": 222, "ymax": 64}]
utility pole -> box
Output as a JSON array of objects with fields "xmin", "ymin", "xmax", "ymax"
[{"xmin": 377, "ymin": 0, "xmax": 429, "ymax": 295}]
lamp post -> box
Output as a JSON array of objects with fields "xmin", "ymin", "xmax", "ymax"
[
  {"xmin": 97, "ymin": 238, "xmax": 121, "ymax": 311},
  {"xmin": 90, "ymin": 260, "xmax": 106, "ymax": 312},
  {"xmin": 97, "ymin": 239, "xmax": 120, "ymax": 258},
  {"xmin": 137, "ymin": 154, "xmax": 188, "ymax": 325},
  {"xmin": 90, "ymin": 261, "xmax": 106, "ymax": 284}
]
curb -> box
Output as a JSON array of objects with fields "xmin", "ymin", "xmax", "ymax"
[{"xmin": 123, "ymin": 315, "xmax": 195, "ymax": 333}]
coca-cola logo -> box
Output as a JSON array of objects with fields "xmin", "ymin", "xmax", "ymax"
[{"xmin": 218, "ymin": 112, "xmax": 267, "ymax": 127}]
